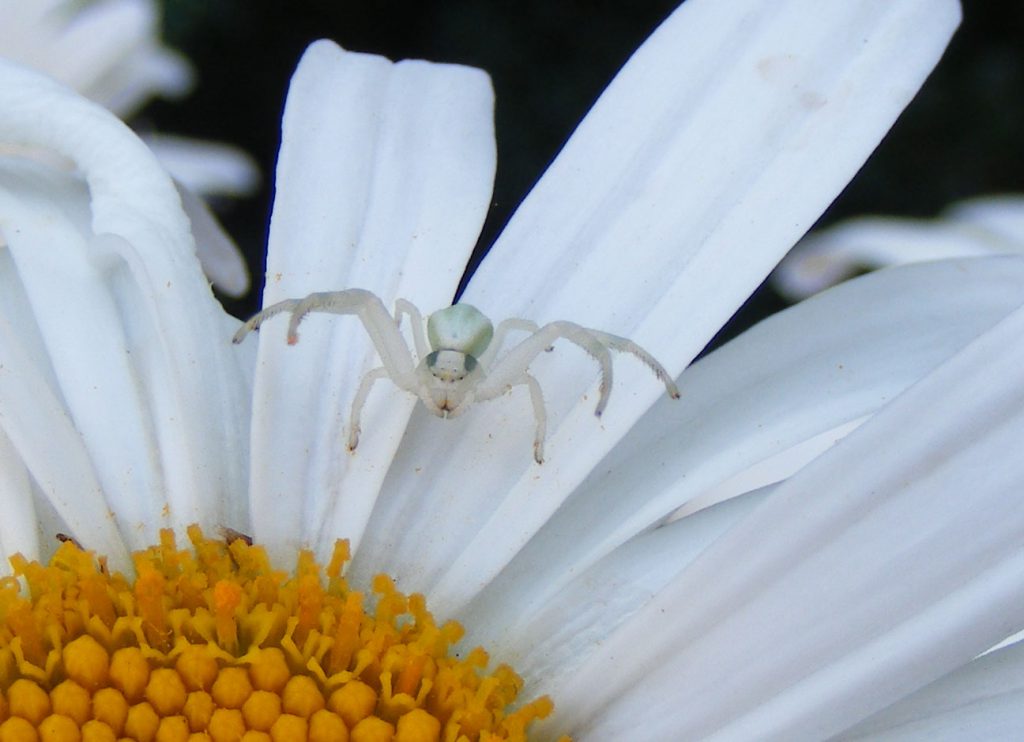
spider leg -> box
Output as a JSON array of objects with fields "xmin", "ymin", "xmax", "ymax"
[
  {"xmin": 267, "ymin": 289, "xmax": 416, "ymax": 379},
  {"xmin": 394, "ymin": 298, "xmax": 429, "ymax": 359},
  {"xmin": 481, "ymin": 321, "xmax": 614, "ymax": 416},
  {"xmin": 347, "ymin": 366, "xmax": 390, "ymax": 451},
  {"xmin": 472, "ymin": 371, "xmax": 546, "ymax": 463},
  {"xmin": 231, "ymin": 298, "xmax": 300, "ymax": 344},
  {"xmin": 587, "ymin": 329, "xmax": 681, "ymax": 399},
  {"xmin": 478, "ymin": 318, "xmax": 540, "ymax": 369},
  {"xmin": 522, "ymin": 373, "xmax": 547, "ymax": 464}
]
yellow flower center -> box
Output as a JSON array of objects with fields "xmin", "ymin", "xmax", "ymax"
[{"xmin": 0, "ymin": 526, "xmax": 563, "ymax": 741}]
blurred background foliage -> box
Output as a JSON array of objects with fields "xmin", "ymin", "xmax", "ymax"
[{"xmin": 151, "ymin": 1, "xmax": 1024, "ymax": 342}]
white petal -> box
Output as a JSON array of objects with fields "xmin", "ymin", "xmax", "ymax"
[
  {"xmin": 245, "ymin": 40, "xmax": 496, "ymax": 563},
  {"xmin": 836, "ymin": 640, "xmax": 1024, "ymax": 741},
  {"xmin": 774, "ymin": 194, "xmax": 1024, "ymax": 300},
  {"xmin": 145, "ymin": 135, "xmax": 260, "ymax": 199},
  {"xmin": 90, "ymin": 45, "xmax": 193, "ymax": 118},
  {"xmin": 0, "ymin": 59, "xmax": 251, "ymax": 541},
  {"xmin": 0, "ymin": 162, "xmax": 167, "ymax": 547},
  {"xmin": 774, "ymin": 196, "xmax": 1024, "ymax": 300},
  {"xmin": 0, "ymin": 0, "xmax": 191, "ymax": 116},
  {"xmin": 0, "ymin": 289, "xmax": 129, "ymax": 564},
  {"xmin": 946, "ymin": 194, "xmax": 1024, "ymax": 248},
  {"xmin": 555, "ymin": 300, "xmax": 1024, "ymax": 740},
  {"xmin": 678, "ymin": 417, "xmax": 865, "ymax": 518},
  {"xmin": 366, "ymin": 0, "xmax": 960, "ymax": 615},
  {"xmin": 773, "ymin": 217, "xmax": 1002, "ymax": 299},
  {"xmin": 0, "ymin": 427, "xmax": 39, "ymax": 573},
  {"xmin": 51, "ymin": 0, "xmax": 192, "ymax": 116},
  {"xmin": 175, "ymin": 181, "xmax": 251, "ymax": 297},
  {"xmin": 473, "ymin": 487, "xmax": 771, "ymax": 687},
  {"xmin": 461, "ymin": 256, "xmax": 1024, "ymax": 667}
]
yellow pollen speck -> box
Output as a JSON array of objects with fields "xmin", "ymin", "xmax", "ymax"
[
  {"xmin": 110, "ymin": 648, "xmax": 150, "ymax": 703},
  {"xmin": 125, "ymin": 701, "xmax": 160, "ymax": 741},
  {"xmin": 156, "ymin": 714, "xmax": 190, "ymax": 742},
  {"xmin": 208, "ymin": 707, "xmax": 244, "ymax": 741},
  {"xmin": 82, "ymin": 718, "xmax": 117, "ymax": 742},
  {"xmin": 90, "ymin": 688, "xmax": 128, "ymax": 735},
  {"xmin": 9, "ymin": 678, "xmax": 51, "ymax": 725},
  {"xmin": 351, "ymin": 714, "xmax": 395, "ymax": 742},
  {"xmin": 308, "ymin": 708, "xmax": 348, "ymax": 742},
  {"xmin": 281, "ymin": 676, "xmax": 324, "ymax": 718},
  {"xmin": 182, "ymin": 691, "xmax": 214, "ymax": 732},
  {"xmin": 247, "ymin": 648, "xmax": 290, "ymax": 694},
  {"xmin": 328, "ymin": 681, "xmax": 376, "ymax": 728},
  {"xmin": 0, "ymin": 528, "xmax": 563, "ymax": 741},
  {"xmin": 269, "ymin": 712, "xmax": 306, "ymax": 741},
  {"xmin": 147, "ymin": 669, "xmax": 188, "ymax": 716},
  {"xmin": 395, "ymin": 708, "xmax": 440, "ymax": 742},
  {"xmin": 176, "ymin": 646, "xmax": 218, "ymax": 692},
  {"xmin": 62, "ymin": 636, "xmax": 109, "ymax": 692},
  {"xmin": 38, "ymin": 713, "xmax": 79, "ymax": 741},
  {"xmin": 242, "ymin": 690, "xmax": 281, "ymax": 731},
  {"xmin": 211, "ymin": 667, "xmax": 252, "ymax": 710},
  {"xmin": 50, "ymin": 680, "xmax": 91, "ymax": 725},
  {"xmin": 0, "ymin": 715, "xmax": 37, "ymax": 742}
]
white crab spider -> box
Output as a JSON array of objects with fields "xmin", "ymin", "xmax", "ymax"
[{"xmin": 233, "ymin": 289, "xmax": 679, "ymax": 463}]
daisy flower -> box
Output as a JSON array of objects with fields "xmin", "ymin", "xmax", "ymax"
[
  {"xmin": 3, "ymin": 0, "xmax": 1022, "ymax": 739},
  {"xmin": 774, "ymin": 194, "xmax": 1024, "ymax": 299}
]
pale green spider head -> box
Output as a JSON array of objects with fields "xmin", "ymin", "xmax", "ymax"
[
  {"xmin": 422, "ymin": 303, "xmax": 493, "ymax": 405},
  {"xmin": 427, "ymin": 304, "xmax": 494, "ymax": 358}
]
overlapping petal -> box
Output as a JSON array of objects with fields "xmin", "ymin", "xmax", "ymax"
[
  {"xmin": 553, "ymin": 300, "xmax": 1024, "ymax": 738},
  {"xmin": 837, "ymin": 640, "xmax": 1024, "ymax": 740},
  {"xmin": 174, "ymin": 181, "xmax": 251, "ymax": 298},
  {"xmin": 0, "ymin": 0, "xmax": 256, "ymax": 297},
  {"xmin": 0, "ymin": 59, "xmax": 251, "ymax": 562},
  {"xmin": 145, "ymin": 134, "xmax": 261, "ymax": 200}
]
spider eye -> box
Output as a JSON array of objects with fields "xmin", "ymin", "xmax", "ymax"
[
  {"xmin": 427, "ymin": 304, "xmax": 493, "ymax": 356},
  {"xmin": 426, "ymin": 350, "xmax": 476, "ymax": 381}
]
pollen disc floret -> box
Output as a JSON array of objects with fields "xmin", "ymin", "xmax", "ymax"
[{"xmin": 0, "ymin": 527, "xmax": 562, "ymax": 741}]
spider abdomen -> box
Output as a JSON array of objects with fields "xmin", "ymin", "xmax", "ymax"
[{"xmin": 427, "ymin": 304, "xmax": 494, "ymax": 357}]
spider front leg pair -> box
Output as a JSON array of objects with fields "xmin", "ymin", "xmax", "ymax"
[{"xmin": 232, "ymin": 289, "xmax": 680, "ymax": 463}]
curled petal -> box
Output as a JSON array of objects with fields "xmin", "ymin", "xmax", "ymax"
[{"xmin": 0, "ymin": 59, "xmax": 250, "ymax": 556}]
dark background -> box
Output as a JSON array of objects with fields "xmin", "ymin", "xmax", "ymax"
[{"xmin": 149, "ymin": 1, "xmax": 1024, "ymax": 344}]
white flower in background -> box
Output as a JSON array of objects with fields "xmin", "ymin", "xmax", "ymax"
[
  {"xmin": 0, "ymin": 0, "xmax": 255, "ymax": 296},
  {"xmin": 773, "ymin": 194, "xmax": 1024, "ymax": 299},
  {"xmin": 3, "ymin": 0, "xmax": 1023, "ymax": 739},
  {"xmin": 0, "ymin": 0, "xmax": 190, "ymax": 117}
]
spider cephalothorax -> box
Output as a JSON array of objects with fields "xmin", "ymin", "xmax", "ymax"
[{"xmin": 233, "ymin": 289, "xmax": 679, "ymax": 463}]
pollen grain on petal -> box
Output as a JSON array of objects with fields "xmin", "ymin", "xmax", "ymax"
[{"xmin": 0, "ymin": 528, "xmax": 563, "ymax": 740}]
